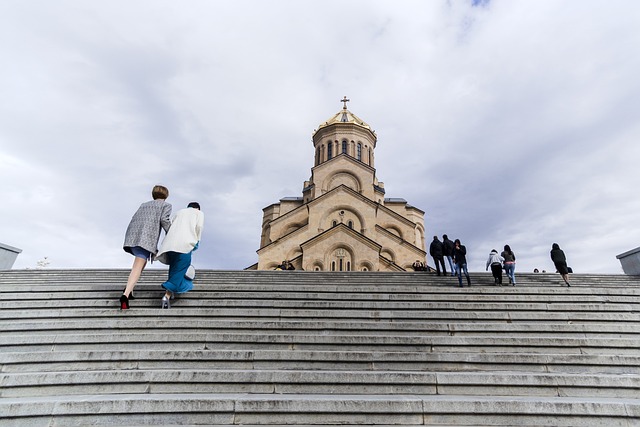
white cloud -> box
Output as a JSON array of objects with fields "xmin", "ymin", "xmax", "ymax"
[{"xmin": 1, "ymin": 0, "xmax": 638, "ymax": 273}]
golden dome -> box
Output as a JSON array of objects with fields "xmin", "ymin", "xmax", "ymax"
[{"xmin": 314, "ymin": 96, "xmax": 375, "ymax": 136}]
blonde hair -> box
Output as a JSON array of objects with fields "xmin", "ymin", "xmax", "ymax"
[{"xmin": 151, "ymin": 185, "xmax": 169, "ymax": 200}]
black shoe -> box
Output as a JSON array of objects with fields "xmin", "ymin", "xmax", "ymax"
[
  {"xmin": 123, "ymin": 289, "xmax": 135, "ymax": 300},
  {"xmin": 119, "ymin": 294, "xmax": 129, "ymax": 310}
]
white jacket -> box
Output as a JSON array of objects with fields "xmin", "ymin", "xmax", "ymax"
[
  {"xmin": 485, "ymin": 251, "xmax": 504, "ymax": 269},
  {"xmin": 155, "ymin": 207, "xmax": 204, "ymax": 264}
]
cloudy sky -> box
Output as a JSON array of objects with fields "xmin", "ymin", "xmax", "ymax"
[{"xmin": 1, "ymin": 0, "xmax": 639, "ymax": 274}]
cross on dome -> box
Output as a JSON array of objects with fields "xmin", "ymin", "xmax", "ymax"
[{"xmin": 341, "ymin": 96, "xmax": 350, "ymax": 110}]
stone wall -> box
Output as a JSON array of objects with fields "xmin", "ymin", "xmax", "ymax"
[
  {"xmin": 616, "ymin": 246, "xmax": 640, "ymax": 275},
  {"xmin": 0, "ymin": 242, "xmax": 22, "ymax": 270}
]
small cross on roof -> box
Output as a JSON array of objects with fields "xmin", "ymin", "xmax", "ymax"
[{"xmin": 341, "ymin": 96, "xmax": 350, "ymax": 110}]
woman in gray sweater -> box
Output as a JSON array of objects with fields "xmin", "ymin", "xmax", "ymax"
[{"xmin": 120, "ymin": 185, "xmax": 172, "ymax": 309}]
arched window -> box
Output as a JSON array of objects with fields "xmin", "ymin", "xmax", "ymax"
[
  {"xmin": 347, "ymin": 261, "xmax": 351, "ymax": 271},
  {"xmin": 331, "ymin": 261, "xmax": 336, "ymax": 271},
  {"xmin": 316, "ymin": 147, "xmax": 321, "ymax": 165},
  {"xmin": 327, "ymin": 141, "xmax": 333, "ymax": 160},
  {"xmin": 332, "ymin": 220, "xmax": 338, "ymax": 227},
  {"xmin": 342, "ymin": 140, "xmax": 347, "ymax": 154},
  {"xmin": 348, "ymin": 220, "xmax": 353, "ymax": 229},
  {"xmin": 357, "ymin": 143, "xmax": 362, "ymax": 161}
]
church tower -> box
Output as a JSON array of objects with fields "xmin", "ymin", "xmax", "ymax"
[{"xmin": 251, "ymin": 98, "xmax": 426, "ymax": 271}]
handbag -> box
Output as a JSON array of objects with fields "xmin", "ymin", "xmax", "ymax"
[
  {"xmin": 185, "ymin": 264, "xmax": 196, "ymax": 280},
  {"xmin": 184, "ymin": 241, "xmax": 199, "ymax": 280}
]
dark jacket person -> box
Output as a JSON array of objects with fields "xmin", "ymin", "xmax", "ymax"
[
  {"xmin": 550, "ymin": 243, "xmax": 571, "ymax": 287},
  {"xmin": 429, "ymin": 236, "xmax": 446, "ymax": 276}
]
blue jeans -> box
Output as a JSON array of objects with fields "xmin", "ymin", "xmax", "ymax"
[
  {"xmin": 504, "ymin": 263, "xmax": 516, "ymax": 284},
  {"xmin": 456, "ymin": 263, "xmax": 470, "ymax": 287},
  {"xmin": 446, "ymin": 256, "xmax": 456, "ymax": 276}
]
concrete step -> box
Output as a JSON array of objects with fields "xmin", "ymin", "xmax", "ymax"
[
  {"xmin": 0, "ymin": 393, "xmax": 638, "ymax": 426},
  {"xmin": 4, "ymin": 289, "xmax": 640, "ymax": 305},
  {"xmin": 3, "ymin": 307, "xmax": 640, "ymax": 324},
  {"xmin": 2, "ymin": 349, "xmax": 639, "ymax": 374},
  {"xmin": 0, "ymin": 269, "xmax": 637, "ymax": 287},
  {"xmin": 3, "ymin": 318, "xmax": 640, "ymax": 337},
  {"xmin": 2, "ymin": 369, "xmax": 639, "ymax": 398},
  {"xmin": 2, "ymin": 330, "xmax": 639, "ymax": 354}
]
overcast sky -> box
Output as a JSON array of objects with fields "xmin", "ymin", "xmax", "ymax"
[{"xmin": 1, "ymin": 0, "xmax": 639, "ymax": 274}]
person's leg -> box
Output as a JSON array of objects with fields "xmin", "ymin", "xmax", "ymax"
[
  {"xmin": 456, "ymin": 264, "xmax": 463, "ymax": 287},
  {"xmin": 433, "ymin": 257, "xmax": 441, "ymax": 276},
  {"xmin": 511, "ymin": 264, "xmax": 516, "ymax": 285},
  {"xmin": 446, "ymin": 256, "xmax": 455, "ymax": 276},
  {"xmin": 505, "ymin": 264, "xmax": 513, "ymax": 284},
  {"xmin": 161, "ymin": 252, "xmax": 180, "ymax": 308},
  {"xmin": 491, "ymin": 265, "xmax": 500, "ymax": 285},
  {"xmin": 124, "ymin": 256, "xmax": 147, "ymax": 297},
  {"xmin": 464, "ymin": 264, "xmax": 471, "ymax": 286},
  {"xmin": 438, "ymin": 257, "xmax": 447, "ymax": 275}
]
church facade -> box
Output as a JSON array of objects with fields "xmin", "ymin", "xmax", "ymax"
[{"xmin": 251, "ymin": 98, "xmax": 426, "ymax": 271}]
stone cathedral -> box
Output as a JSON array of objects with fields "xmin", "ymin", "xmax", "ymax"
[{"xmin": 250, "ymin": 98, "xmax": 427, "ymax": 271}]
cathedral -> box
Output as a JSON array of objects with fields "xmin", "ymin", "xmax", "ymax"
[{"xmin": 249, "ymin": 98, "xmax": 427, "ymax": 271}]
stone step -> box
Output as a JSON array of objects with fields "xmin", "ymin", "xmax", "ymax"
[
  {"xmin": 3, "ymin": 299, "xmax": 640, "ymax": 314},
  {"xmin": 3, "ymin": 349, "xmax": 639, "ymax": 374},
  {"xmin": 4, "ymin": 288, "xmax": 640, "ymax": 303},
  {"xmin": 0, "ymin": 270, "xmax": 637, "ymax": 286},
  {"xmin": 0, "ymin": 393, "xmax": 638, "ymax": 426},
  {"xmin": 2, "ymin": 369, "xmax": 639, "ymax": 398},
  {"xmin": 3, "ymin": 318, "xmax": 639, "ymax": 336},
  {"xmin": 2, "ymin": 332, "xmax": 639, "ymax": 355},
  {"xmin": 3, "ymin": 307, "xmax": 640, "ymax": 323}
]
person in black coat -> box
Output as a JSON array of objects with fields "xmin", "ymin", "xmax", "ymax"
[
  {"xmin": 452, "ymin": 239, "xmax": 471, "ymax": 287},
  {"xmin": 429, "ymin": 236, "xmax": 446, "ymax": 276},
  {"xmin": 550, "ymin": 243, "xmax": 571, "ymax": 286},
  {"xmin": 442, "ymin": 234, "xmax": 456, "ymax": 276}
]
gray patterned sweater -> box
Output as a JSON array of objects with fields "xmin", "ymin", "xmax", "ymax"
[{"xmin": 123, "ymin": 200, "xmax": 172, "ymax": 255}]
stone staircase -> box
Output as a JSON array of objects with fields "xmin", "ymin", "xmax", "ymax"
[{"xmin": 1, "ymin": 269, "xmax": 639, "ymax": 426}]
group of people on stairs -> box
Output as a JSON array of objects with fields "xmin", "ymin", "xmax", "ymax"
[{"xmin": 427, "ymin": 235, "xmax": 572, "ymax": 288}]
